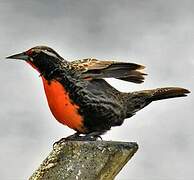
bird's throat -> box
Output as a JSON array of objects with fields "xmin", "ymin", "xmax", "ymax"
[{"xmin": 27, "ymin": 61, "xmax": 39, "ymax": 71}]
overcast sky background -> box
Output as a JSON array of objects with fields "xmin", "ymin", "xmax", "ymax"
[{"xmin": 0, "ymin": 0, "xmax": 194, "ymax": 179}]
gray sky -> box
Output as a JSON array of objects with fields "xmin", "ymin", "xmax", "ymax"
[{"xmin": 0, "ymin": 0, "xmax": 194, "ymax": 179}]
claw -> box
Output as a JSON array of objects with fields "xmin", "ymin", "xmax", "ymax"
[
  {"xmin": 53, "ymin": 133, "xmax": 80, "ymax": 148},
  {"xmin": 96, "ymin": 135, "xmax": 103, "ymax": 140}
]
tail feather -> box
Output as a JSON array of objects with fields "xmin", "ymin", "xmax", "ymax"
[
  {"xmin": 149, "ymin": 87, "xmax": 190, "ymax": 101},
  {"xmin": 125, "ymin": 87, "xmax": 190, "ymax": 117}
]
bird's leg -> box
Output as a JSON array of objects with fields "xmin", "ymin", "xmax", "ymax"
[
  {"xmin": 54, "ymin": 132, "xmax": 104, "ymax": 147},
  {"xmin": 65, "ymin": 132, "xmax": 101, "ymax": 141},
  {"xmin": 65, "ymin": 132, "xmax": 82, "ymax": 141},
  {"xmin": 61, "ymin": 132, "xmax": 82, "ymax": 141},
  {"xmin": 83, "ymin": 131, "xmax": 104, "ymax": 141},
  {"xmin": 53, "ymin": 132, "xmax": 81, "ymax": 147}
]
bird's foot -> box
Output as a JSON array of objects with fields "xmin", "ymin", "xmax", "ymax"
[
  {"xmin": 53, "ymin": 132, "xmax": 80, "ymax": 147},
  {"xmin": 84, "ymin": 132, "xmax": 103, "ymax": 141},
  {"xmin": 54, "ymin": 132, "xmax": 103, "ymax": 147},
  {"xmin": 65, "ymin": 133, "xmax": 102, "ymax": 141}
]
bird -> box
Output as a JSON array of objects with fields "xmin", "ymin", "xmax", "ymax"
[{"xmin": 6, "ymin": 46, "xmax": 190, "ymax": 140}]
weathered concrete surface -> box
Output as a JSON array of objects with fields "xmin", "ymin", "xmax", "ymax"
[{"xmin": 29, "ymin": 140, "xmax": 138, "ymax": 180}]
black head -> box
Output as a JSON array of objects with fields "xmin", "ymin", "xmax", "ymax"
[{"xmin": 6, "ymin": 46, "xmax": 66, "ymax": 79}]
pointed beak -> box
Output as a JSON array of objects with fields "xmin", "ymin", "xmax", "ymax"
[{"xmin": 6, "ymin": 52, "xmax": 29, "ymax": 61}]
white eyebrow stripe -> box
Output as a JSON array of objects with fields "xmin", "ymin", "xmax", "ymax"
[{"xmin": 42, "ymin": 50, "xmax": 58, "ymax": 58}]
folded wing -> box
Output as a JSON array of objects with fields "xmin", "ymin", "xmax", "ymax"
[{"xmin": 70, "ymin": 58, "xmax": 146, "ymax": 83}]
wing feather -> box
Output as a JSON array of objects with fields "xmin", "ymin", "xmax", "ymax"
[{"xmin": 70, "ymin": 58, "xmax": 146, "ymax": 83}]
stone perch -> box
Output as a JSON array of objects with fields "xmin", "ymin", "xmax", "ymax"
[{"xmin": 29, "ymin": 140, "xmax": 138, "ymax": 180}]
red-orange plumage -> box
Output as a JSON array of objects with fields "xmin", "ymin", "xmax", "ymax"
[
  {"xmin": 27, "ymin": 60, "xmax": 85, "ymax": 132},
  {"xmin": 42, "ymin": 77, "xmax": 84, "ymax": 132}
]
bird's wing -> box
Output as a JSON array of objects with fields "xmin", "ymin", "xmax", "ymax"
[{"xmin": 70, "ymin": 58, "xmax": 147, "ymax": 83}]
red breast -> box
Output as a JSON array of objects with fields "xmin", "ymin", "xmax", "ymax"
[
  {"xmin": 42, "ymin": 77, "xmax": 85, "ymax": 132},
  {"xmin": 27, "ymin": 61, "xmax": 85, "ymax": 132}
]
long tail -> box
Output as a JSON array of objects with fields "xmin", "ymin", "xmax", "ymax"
[
  {"xmin": 148, "ymin": 87, "xmax": 190, "ymax": 101},
  {"xmin": 125, "ymin": 87, "xmax": 190, "ymax": 117}
]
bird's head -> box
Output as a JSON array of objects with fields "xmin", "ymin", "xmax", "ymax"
[{"xmin": 6, "ymin": 46, "xmax": 65, "ymax": 78}]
